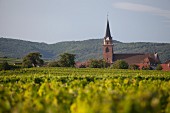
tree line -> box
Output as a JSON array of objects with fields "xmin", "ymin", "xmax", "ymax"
[
  {"xmin": 0, "ymin": 52, "xmax": 163, "ymax": 71},
  {"xmin": 1, "ymin": 38, "xmax": 170, "ymax": 63}
]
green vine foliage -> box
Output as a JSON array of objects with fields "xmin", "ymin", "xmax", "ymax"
[{"xmin": 0, "ymin": 68, "xmax": 170, "ymax": 113}]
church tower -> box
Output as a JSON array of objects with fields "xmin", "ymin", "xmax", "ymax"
[{"xmin": 103, "ymin": 18, "xmax": 113, "ymax": 63}]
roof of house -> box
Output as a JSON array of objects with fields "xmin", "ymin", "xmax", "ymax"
[
  {"xmin": 75, "ymin": 61, "xmax": 90, "ymax": 68},
  {"xmin": 161, "ymin": 64, "xmax": 170, "ymax": 71},
  {"xmin": 113, "ymin": 53, "xmax": 160, "ymax": 65}
]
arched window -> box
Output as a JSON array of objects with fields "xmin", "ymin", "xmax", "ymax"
[{"xmin": 106, "ymin": 47, "xmax": 109, "ymax": 52}]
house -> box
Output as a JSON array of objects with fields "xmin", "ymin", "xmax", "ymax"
[
  {"xmin": 75, "ymin": 61, "xmax": 90, "ymax": 68},
  {"xmin": 161, "ymin": 60, "xmax": 170, "ymax": 71},
  {"xmin": 103, "ymin": 18, "xmax": 161, "ymax": 68}
]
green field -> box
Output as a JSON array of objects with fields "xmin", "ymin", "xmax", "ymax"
[
  {"xmin": 0, "ymin": 68, "xmax": 170, "ymax": 113},
  {"xmin": 0, "ymin": 57, "xmax": 22, "ymax": 65}
]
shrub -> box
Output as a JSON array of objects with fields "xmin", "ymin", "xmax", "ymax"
[
  {"xmin": 89, "ymin": 59, "xmax": 100, "ymax": 68},
  {"xmin": 10, "ymin": 65, "xmax": 21, "ymax": 70},
  {"xmin": 89, "ymin": 59, "xmax": 110, "ymax": 68},
  {"xmin": 142, "ymin": 66, "xmax": 152, "ymax": 70},
  {"xmin": 79, "ymin": 64, "xmax": 86, "ymax": 68},
  {"xmin": 22, "ymin": 60, "xmax": 32, "ymax": 68},
  {"xmin": 0, "ymin": 61, "xmax": 11, "ymax": 70},
  {"xmin": 48, "ymin": 61, "xmax": 60, "ymax": 67},
  {"xmin": 111, "ymin": 60, "xmax": 129, "ymax": 69},
  {"xmin": 129, "ymin": 64, "xmax": 139, "ymax": 70},
  {"xmin": 156, "ymin": 64, "xmax": 162, "ymax": 70}
]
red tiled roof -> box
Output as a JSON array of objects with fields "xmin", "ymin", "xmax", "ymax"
[
  {"xmin": 75, "ymin": 61, "xmax": 90, "ymax": 68},
  {"xmin": 161, "ymin": 64, "xmax": 170, "ymax": 71},
  {"xmin": 113, "ymin": 53, "xmax": 159, "ymax": 65},
  {"xmin": 137, "ymin": 63, "xmax": 148, "ymax": 69}
]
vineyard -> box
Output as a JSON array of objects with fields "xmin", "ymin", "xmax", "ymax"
[{"xmin": 0, "ymin": 68, "xmax": 170, "ymax": 113}]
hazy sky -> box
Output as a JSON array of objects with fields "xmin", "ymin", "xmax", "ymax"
[{"xmin": 0, "ymin": 0, "xmax": 170, "ymax": 44}]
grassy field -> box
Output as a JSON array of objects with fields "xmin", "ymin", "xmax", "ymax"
[
  {"xmin": 0, "ymin": 68, "xmax": 170, "ymax": 113},
  {"xmin": 0, "ymin": 57, "xmax": 22, "ymax": 65}
]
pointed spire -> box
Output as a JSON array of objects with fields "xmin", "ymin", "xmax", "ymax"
[{"xmin": 105, "ymin": 15, "xmax": 112, "ymax": 39}]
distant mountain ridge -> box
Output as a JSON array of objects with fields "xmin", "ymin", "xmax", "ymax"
[{"xmin": 0, "ymin": 37, "xmax": 170, "ymax": 63}]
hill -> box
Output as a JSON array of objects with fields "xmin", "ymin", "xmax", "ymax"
[{"xmin": 0, "ymin": 37, "xmax": 170, "ymax": 63}]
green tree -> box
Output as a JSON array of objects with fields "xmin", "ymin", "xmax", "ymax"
[
  {"xmin": 58, "ymin": 53, "xmax": 75, "ymax": 67},
  {"xmin": 89, "ymin": 59, "xmax": 110, "ymax": 68},
  {"xmin": 111, "ymin": 60, "xmax": 129, "ymax": 69},
  {"xmin": 89, "ymin": 59, "xmax": 100, "ymax": 68},
  {"xmin": 48, "ymin": 61, "xmax": 60, "ymax": 67},
  {"xmin": 22, "ymin": 52, "xmax": 44, "ymax": 68},
  {"xmin": 0, "ymin": 61, "xmax": 11, "ymax": 70},
  {"xmin": 156, "ymin": 64, "xmax": 163, "ymax": 70}
]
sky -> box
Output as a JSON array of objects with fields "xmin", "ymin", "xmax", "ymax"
[{"xmin": 0, "ymin": 0, "xmax": 170, "ymax": 44}]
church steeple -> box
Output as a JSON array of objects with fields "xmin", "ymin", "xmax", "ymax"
[
  {"xmin": 105, "ymin": 18, "xmax": 112, "ymax": 39},
  {"xmin": 103, "ymin": 16, "xmax": 113, "ymax": 63}
]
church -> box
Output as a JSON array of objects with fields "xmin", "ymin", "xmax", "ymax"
[{"xmin": 103, "ymin": 18, "xmax": 161, "ymax": 68}]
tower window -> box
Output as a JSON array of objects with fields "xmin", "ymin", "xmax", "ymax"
[{"xmin": 106, "ymin": 47, "xmax": 109, "ymax": 52}]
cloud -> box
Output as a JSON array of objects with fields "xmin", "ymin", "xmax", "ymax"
[{"xmin": 113, "ymin": 2, "xmax": 170, "ymax": 20}]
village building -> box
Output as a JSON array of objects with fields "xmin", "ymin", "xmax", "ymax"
[
  {"xmin": 161, "ymin": 60, "xmax": 170, "ymax": 71},
  {"xmin": 76, "ymin": 18, "xmax": 170, "ymax": 70},
  {"xmin": 103, "ymin": 18, "xmax": 161, "ymax": 69}
]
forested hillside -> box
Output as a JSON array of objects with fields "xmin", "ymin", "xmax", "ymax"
[{"xmin": 0, "ymin": 37, "xmax": 170, "ymax": 62}]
